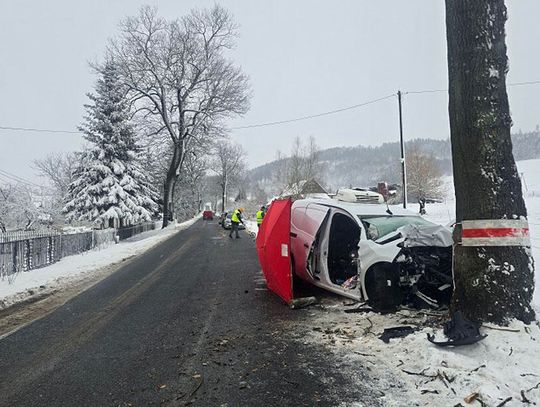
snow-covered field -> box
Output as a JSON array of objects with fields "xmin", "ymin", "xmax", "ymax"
[{"xmin": 0, "ymin": 216, "xmax": 200, "ymax": 309}]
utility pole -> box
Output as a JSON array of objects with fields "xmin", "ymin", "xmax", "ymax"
[{"xmin": 397, "ymin": 90, "xmax": 407, "ymax": 208}]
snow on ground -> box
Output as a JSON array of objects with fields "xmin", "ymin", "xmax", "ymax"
[
  {"xmin": 0, "ymin": 216, "xmax": 200, "ymax": 309},
  {"xmin": 299, "ymin": 299, "xmax": 540, "ymax": 406},
  {"xmin": 244, "ymin": 220, "xmax": 259, "ymax": 238},
  {"xmin": 62, "ymin": 225, "xmax": 93, "ymax": 234}
]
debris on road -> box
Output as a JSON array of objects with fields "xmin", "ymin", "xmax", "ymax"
[
  {"xmin": 289, "ymin": 296, "xmax": 317, "ymax": 309},
  {"xmin": 343, "ymin": 305, "xmax": 373, "ymax": 314},
  {"xmin": 378, "ymin": 326, "xmax": 416, "ymax": 343},
  {"xmin": 427, "ymin": 311, "xmax": 487, "ymax": 347},
  {"xmin": 463, "ymin": 392, "xmax": 479, "ymax": 403}
]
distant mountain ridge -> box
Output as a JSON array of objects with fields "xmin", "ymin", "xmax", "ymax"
[{"xmin": 248, "ymin": 129, "xmax": 540, "ymax": 190}]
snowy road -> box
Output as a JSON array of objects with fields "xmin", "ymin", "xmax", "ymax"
[{"xmin": 0, "ymin": 219, "xmax": 379, "ymax": 407}]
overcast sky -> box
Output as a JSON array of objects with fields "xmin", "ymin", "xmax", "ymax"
[{"xmin": 1, "ymin": 0, "xmax": 539, "ymax": 184}]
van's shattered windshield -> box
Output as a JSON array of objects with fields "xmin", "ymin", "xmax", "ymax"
[{"xmin": 358, "ymin": 215, "xmax": 433, "ymax": 241}]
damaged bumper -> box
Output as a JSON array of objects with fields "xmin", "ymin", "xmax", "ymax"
[{"xmin": 394, "ymin": 224, "xmax": 454, "ymax": 308}]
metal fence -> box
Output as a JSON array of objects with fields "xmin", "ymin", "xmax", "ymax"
[
  {"xmin": 117, "ymin": 222, "xmax": 159, "ymax": 240},
  {"xmin": 0, "ymin": 229, "xmax": 60, "ymax": 244},
  {"xmin": 0, "ymin": 221, "xmax": 161, "ymax": 280}
]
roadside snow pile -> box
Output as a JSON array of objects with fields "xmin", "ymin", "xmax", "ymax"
[
  {"xmin": 0, "ymin": 216, "xmax": 199, "ymax": 309},
  {"xmin": 61, "ymin": 225, "xmax": 94, "ymax": 234},
  {"xmin": 299, "ymin": 300, "xmax": 540, "ymax": 406},
  {"xmin": 244, "ymin": 220, "xmax": 258, "ymax": 238}
]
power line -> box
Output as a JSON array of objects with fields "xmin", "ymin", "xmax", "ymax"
[
  {"xmin": 0, "ymin": 126, "xmax": 81, "ymax": 134},
  {"xmin": 230, "ymin": 94, "xmax": 397, "ymax": 129},
  {"xmin": 0, "ymin": 173, "xmax": 16, "ymax": 185},
  {"xmin": 508, "ymin": 80, "xmax": 540, "ymax": 87},
  {"xmin": 232, "ymin": 78, "xmax": 540, "ymax": 129},
  {"xmin": 403, "ymin": 80, "xmax": 540, "ymax": 96},
  {"xmin": 0, "ymin": 168, "xmax": 38, "ymax": 185},
  {"xmin": 0, "ymin": 170, "xmax": 32, "ymax": 186},
  {"xmin": 0, "ymin": 168, "xmax": 48, "ymax": 189},
  {"xmin": 404, "ymin": 89, "xmax": 447, "ymax": 95},
  {"xmin": 0, "ymin": 79, "xmax": 539, "ymax": 134}
]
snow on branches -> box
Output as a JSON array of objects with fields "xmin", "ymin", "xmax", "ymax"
[{"xmin": 64, "ymin": 60, "xmax": 159, "ymax": 228}]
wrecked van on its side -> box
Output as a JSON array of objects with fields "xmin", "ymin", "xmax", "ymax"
[
  {"xmin": 290, "ymin": 199, "xmax": 452, "ymax": 310},
  {"xmin": 256, "ymin": 196, "xmax": 453, "ymax": 311}
]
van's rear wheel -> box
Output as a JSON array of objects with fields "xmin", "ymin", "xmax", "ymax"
[{"xmin": 365, "ymin": 264, "xmax": 403, "ymax": 312}]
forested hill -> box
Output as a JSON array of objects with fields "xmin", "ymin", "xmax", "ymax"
[{"xmin": 248, "ymin": 129, "xmax": 540, "ymax": 190}]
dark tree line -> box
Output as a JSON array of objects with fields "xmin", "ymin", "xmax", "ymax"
[{"xmin": 248, "ymin": 132, "xmax": 540, "ymax": 192}]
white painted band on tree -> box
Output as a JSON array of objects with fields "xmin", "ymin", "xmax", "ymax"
[{"xmin": 461, "ymin": 219, "xmax": 530, "ymax": 247}]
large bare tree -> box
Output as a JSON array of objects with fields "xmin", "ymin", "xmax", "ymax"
[
  {"xmin": 109, "ymin": 5, "xmax": 250, "ymax": 226},
  {"xmin": 33, "ymin": 152, "xmax": 78, "ymax": 203},
  {"xmin": 210, "ymin": 140, "xmax": 245, "ymax": 212},
  {"xmin": 0, "ymin": 184, "xmax": 41, "ymax": 231},
  {"xmin": 284, "ymin": 136, "xmax": 323, "ymax": 194},
  {"xmin": 446, "ymin": 0, "xmax": 534, "ymax": 323},
  {"xmin": 174, "ymin": 146, "xmax": 209, "ymax": 219},
  {"xmin": 406, "ymin": 145, "xmax": 444, "ymax": 202}
]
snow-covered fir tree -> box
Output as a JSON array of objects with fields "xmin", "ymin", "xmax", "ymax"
[{"xmin": 64, "ymin": 60, "xmax": 159, "ymax": 228}]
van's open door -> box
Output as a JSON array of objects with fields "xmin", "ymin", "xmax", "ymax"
[{"xmin": 256, "ymin": 199, "xmax": 293, "ymax": 304}]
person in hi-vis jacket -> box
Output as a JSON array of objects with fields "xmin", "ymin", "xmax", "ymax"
[{"xmin": 229, "ymin": 207, "xmax": 245, "ymax": 238}]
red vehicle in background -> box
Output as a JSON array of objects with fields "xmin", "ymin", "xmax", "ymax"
[
  {"xmin": 202, "ymin": 204, "xmax": 214, "ymax": 220},
  {"xmin": 203, "ymin": 210, "xmax": 214, "ymax": 220}
]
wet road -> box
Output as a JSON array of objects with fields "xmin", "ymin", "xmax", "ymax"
[{"xmin": 0, "ymin": 220, "xmax": 378, "ymax": 406}]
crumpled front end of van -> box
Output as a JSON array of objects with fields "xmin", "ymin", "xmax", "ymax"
[{"xmin": 394, "ymin": 224, "xmax": 453, "ymax": 308}]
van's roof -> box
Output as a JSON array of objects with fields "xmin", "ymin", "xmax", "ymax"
[{"xmin": 296, "ymin": 198, "xmax": 421, "ymax": 217}]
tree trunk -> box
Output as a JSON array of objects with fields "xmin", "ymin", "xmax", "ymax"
[
  {"xmin": 445, "ymin": 0, "xmax": 534, "ymax": 323},
  {"xmin": 162, "ymin": 144, "xmax": 183, "ymax": 228},
  {"xmin": 220, "ymin": 174, "xmax": 228, "ymax": 213},
  {"xmin": 220, "ymin": 186, "xmax": 225, "ymax": 213},
  {"xmin": 162, "ymin": 175, "xmax": 174, "ymax": 228}
]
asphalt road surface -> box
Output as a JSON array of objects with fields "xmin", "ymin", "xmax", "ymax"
[{"xmin": 0, "ymin": 220, "xmax": 379, "ymax": 406}]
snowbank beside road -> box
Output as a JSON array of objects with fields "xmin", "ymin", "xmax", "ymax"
[
  {"xmin": 244, "ymin": 220, "xmax": 258, "ymax": 238},
  {"xmin": 0, "ymin": 216, "xmax": 200, "ymax": 309}
]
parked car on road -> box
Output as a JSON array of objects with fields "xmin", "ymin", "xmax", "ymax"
[
  {"xmin": 256, "ymin": 198, "xmax": 453, "ymax": 311},
  {"xmin": 222, "ymin": 212, "xmax": 246, "ymax": 230}
]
